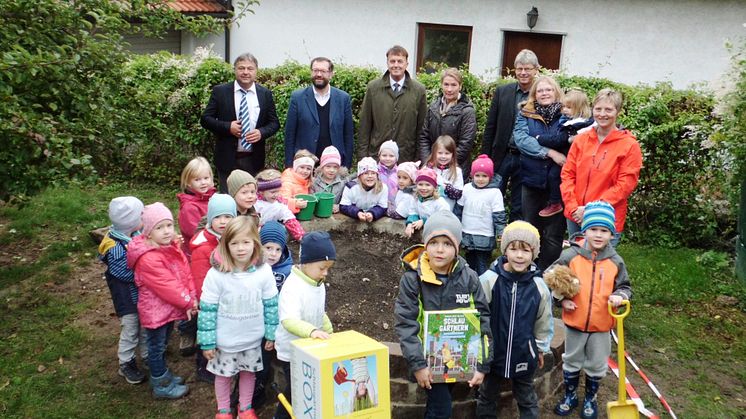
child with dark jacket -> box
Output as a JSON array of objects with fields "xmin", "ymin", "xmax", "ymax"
[
  {"xmin": 476, "ymin": 221, "xmax": 553, "ymax": 418},
  {"xmin": 551, "ymin": 201, "xmax": 632, "ymax": 419},
  {"xmin": 394, "ymin": 211, "xmax": 492, "ymax": 419},
  {"xmin": 98, "ymin": 196, "xmax": 148, "ymax": 385}
]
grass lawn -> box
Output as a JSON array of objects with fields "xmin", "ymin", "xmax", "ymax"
[{"xmin": 0, "ymin": 182, "xmax": 744, "ymax": 418}]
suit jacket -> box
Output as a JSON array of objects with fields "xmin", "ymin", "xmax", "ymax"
[
  {"xmin": 200, "ymin": 81, "xmax": 280, "ymax": 174},
  {"xmin": 481, "ymin": 82, "xmax": 522, "ymax": 171},
  {"xmin": 284, "ymin": 86, "xmax": 354, "ymax": 168}
]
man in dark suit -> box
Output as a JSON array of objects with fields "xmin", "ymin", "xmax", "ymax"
[
  {"xmin": 481, "ymin": 49, "xmax": 539, "ymax": 221},
  {"xmin": 284, "ymin": 57, "xmax": 354, "ymax": 168},
  {"xmin": 201, "ymin": 53, "xmax": 279, "ymax": 192}
]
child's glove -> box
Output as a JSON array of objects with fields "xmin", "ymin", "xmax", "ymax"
[{"xmin": 444, "ymin": 183, "xmax": 462, "ymax": 200}]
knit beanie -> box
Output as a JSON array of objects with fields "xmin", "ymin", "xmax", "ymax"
[
  {"xmin": 581, "ymin": 200, "xmax": 616, "ymax": 234},
  {"xmin": 227, "ymin": 170, "xmax": 257, "ymax": 197},
  {"xmin": 299, "ymin": 231, "xmax": 336, "ymax": 264},
  {"xmin": 207, "ymin": 194, "xmax": 237, "ymax": 227},
  {"xmin": 357, "ymin": 157, "xmax": 378, "ymax": 176},
  {"xmin": 415, "ymin": 167, "xmax": 438, "ymax": 188},
  {"xmin": 108, "ymin": 196, "xmax": 144, "ymax": 236},
  {"xmin": 500, "ymin": 221, "xmax": 541, "ymax": 260},
  {"xmin": 470, "ymin": 154, "xmax": 494, "ymax": 179},
  {"xmin": 379, "ymin": 140, "xmax": 399, "ymax": 161},
  {"xmin": 141, "ymin": 202, "xmax": 173, "ymax": 237},
  {"xmin": 397, "ymin": 161, "xmax": 420, "ymax": 184},
  {"xmin": 320, "ymin": 146, "xmax": 342, "ymax": 168},
  {"xmin": 423, "ymin": 210, "xmax": 462, "ymax": 248},
  {"xmin": 260, "ymin": 220, "xmax": 288, "ymax": 251}
]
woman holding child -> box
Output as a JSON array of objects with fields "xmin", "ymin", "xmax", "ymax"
[
  {"xmin": 417, "ymin": 68, "xmax": 477, "ymax": 174},
  {"xmin": 513, "ymin": 76, "xmax": 569, "ymax": 269}
]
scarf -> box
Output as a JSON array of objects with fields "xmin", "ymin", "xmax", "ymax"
[{"xmin": 534, "ymin": 101, "xmax": 562, "ymax": 123}]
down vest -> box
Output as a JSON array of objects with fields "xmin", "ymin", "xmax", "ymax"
[
  {"xmin": 418, "ymin": 94, "xmax": 477, "ymax": 167},
  {"xmin": 127, "ymin": 235, "xmax": 196, "ymax": 329}
]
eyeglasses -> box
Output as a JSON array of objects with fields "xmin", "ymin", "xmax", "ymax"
[{"xmin": 514, "ymin": 67, "xmax": 536, "ymax": 74}]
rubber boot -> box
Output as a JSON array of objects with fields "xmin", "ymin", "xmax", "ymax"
[
  {"xmin": 151, "ymin": 370, "xmax": 189, "ymax": 399},
  {"xmin": 554, "ymin": 370, "xmax": 580, "ymax": 416},
  {"xmin": 580, "ymin": 375, "xmax": 602, "ymax": 419},
  {"xmin": 163, "ymin": 368, "xmax": 185, "ymax": 385}
]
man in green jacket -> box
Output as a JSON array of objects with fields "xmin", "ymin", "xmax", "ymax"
[{"xmin": 357, "ymin": 45, "xmax": 427, "ymax": 162}]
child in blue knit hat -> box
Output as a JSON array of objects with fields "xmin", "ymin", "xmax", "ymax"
[
  {"xmin": 98, "ymin": 196, "xmax": 148, "ymax": 385},
  {"xmin": 549, "ymin": 200, "xmax": 632, "ymax": 419},
  {"xmin": 260, "ymin": 220, "xmax": 294, "ymax": 291}
]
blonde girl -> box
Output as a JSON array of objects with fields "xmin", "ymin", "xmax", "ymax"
[
  {"xmin": 280, "ymin": 149, "xmax": 318, "ymax": 214},
  {"xmin": 339, "ymin": 157, "xmax": 388, "ymax": 222},
  {"xmin": 425, "ymin": 135, "xmax": 464, "ymax": 209},
  {"xmin": 198, "ymin": 217, "xmax": 279, "ymax": 419},
  {"xmin": 177, "ymin": 156, "xmax": 216, "ymax": 258}
]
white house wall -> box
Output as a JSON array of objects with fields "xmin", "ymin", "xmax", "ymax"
[{"xmin": 229, "ymin": 0, "xmax": 745, "ymax": 89}]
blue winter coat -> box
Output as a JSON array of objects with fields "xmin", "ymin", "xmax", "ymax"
[
  {"xmin": 98, "ymin": 233, "xmax": 138, "ymax": 317},
  {"xmin": 272, "ymin": 247, "xmax": 294, "ymax": 291},
  {"xmin": 513, "ymin": 107, "xmax": 569, "ymax": 190},
  {"xmin": 480, "ymin": 256, "xmax": 553, "ymax": 378}
]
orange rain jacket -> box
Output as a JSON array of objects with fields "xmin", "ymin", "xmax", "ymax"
[{"xmin": 560, "ymin": 128, "xmax": 642, "ymax": 232}]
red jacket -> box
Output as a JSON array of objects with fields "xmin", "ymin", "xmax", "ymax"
[
  {"xmin": 279, "ymin": 168, "xmax": 311, "ymax": 214},
  {"xmin": 189, "ymin": 228, "xmax": 219, "ymax": 299},
  {"xmin": 177, "ymin": 187, "xmax": 216, "ymax": 257},
  {"xmin": 126, "ymin": 235, "xmax": 196, "ymax": 329},
  {"xmin": 560, "ymin": 128, "xmax": 642, "ymax": 232}
]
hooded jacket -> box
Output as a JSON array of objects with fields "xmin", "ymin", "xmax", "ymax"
[
  {"xmin": 418, "ymin": 93, "xmax": 477, "ymax": 167},
  {"xmin": 177, "ymin": 187, "xmax": 216, "ymax": 257},
  {"xmin": 126, "ymin": 235, "xmax": 196, "ymax": 329},
  {"xmin": 550, "ymin": 239, "xmax": 632, "ymax": 332},
  {"xmin": 189, "ymin": 228, "xmax": 219, "ymax": 299},
  {"xmin": 479, "ymin": 256, "xmax": 552, "ymax": 378},
  {"xmin": 357, "ymin": 70, "xmax": 428, "ymax": 162},
  {"xmin": 271, "ymin": 246, "xmax": 294, "ymax": 291},
  {"xmin": 279, "ymin": 168, "xmax": 312, "ymax": 214},
  {"xmin": 560, "ymin": 128, "xmax": 642, "ymax": 232},
  {"xmin": 394, "ymin": 245, "xmax": 492, "ymax": 375}
]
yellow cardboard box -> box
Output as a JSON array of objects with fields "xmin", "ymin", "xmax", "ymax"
[{"xmin": 290, "ymin": 330, "xmax": 391, "ymax": 419}]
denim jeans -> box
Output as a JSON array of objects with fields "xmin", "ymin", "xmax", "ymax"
[
  {"xmin": 476, "ymin": 371, "xmax": 539, "ymax": 419},
  {"xmin": 522, "ymin": 186, "xmax": 566, "ymax": 270},
  {"xmin": 465, "ymin": 250, "xmax": 493, "ymax": 276},
  {"xmin": 424, "ymin": 383, "xmax": 455, "ymax": 419},
  {"xmin": 496, "ymin": 152, "xmax": 523, "ymax": 222},
  {"xmin": 145, "ymin": 321, "xmax": 174, "ymax": 377}
]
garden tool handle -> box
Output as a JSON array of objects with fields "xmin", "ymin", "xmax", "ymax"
[{"xmin": 608, "ymin": 299, "xmax": 630, "ymax": 319}]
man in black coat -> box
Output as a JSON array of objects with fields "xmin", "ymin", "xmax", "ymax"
[
  {"xmin": 201, "ymin": 53, "xmax": 280, "ymax": 192},
  {"xmin": 481, "ymin": 49, "xmax": 539, "ymax": 221}
]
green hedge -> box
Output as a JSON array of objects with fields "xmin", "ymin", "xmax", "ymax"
[{"xmin": 2, "ymin": 49, "xmax": 736, "ymax": 248}]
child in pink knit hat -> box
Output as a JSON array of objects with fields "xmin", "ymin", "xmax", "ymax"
[
  {"xmin": 310, "ymin": 146, "xmax": 349, "ymax": 214},
  {"xmin": 377, "ymin": 140, "xmax": 400, "ymax": 213},
  {"xmin": 404, "ymin": 168, "xmax": 450, "ymax": 238},
  {"xmin": 453, "ymin": 155, "xmax": 507, "ymax": 275}
]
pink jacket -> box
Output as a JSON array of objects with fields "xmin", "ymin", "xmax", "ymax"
[
  {"xmin": 127, "ymin": 235, "xmax": 196, "ymax": 329},
  {"xmin": 189, "ymin": 228, "xmax": 219, "ymax": 299},
  {"xmin": 177, "ymin": 187, "xmax": 216, "ymax": 257}
]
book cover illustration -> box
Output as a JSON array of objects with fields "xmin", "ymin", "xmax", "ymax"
[
  {"xmin": 332, "ymin": 355, "xmax": 379, "ymax": 416},
  {"xmin": 423, "ymin": 309, "xmax": 482, "ymax": 383}
]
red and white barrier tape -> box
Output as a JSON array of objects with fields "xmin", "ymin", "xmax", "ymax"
[
  {"xmin": 612, "ymin": 330, "xmax": 678, "ymax": 419},
  {"xmin": 608, "ymin": 357, "xmax": 659, "ymax": 418}
]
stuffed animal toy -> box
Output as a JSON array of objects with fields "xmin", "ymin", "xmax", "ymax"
[{"xmin": 543, "ymin": 265, "xmax": 581, "ymax": 299}]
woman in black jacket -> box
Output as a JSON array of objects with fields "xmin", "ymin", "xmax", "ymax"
[{"xmin": 418, "ymin": 68, "xmax": 477, "ymax": 175}]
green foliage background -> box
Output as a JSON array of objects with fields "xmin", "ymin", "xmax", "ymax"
[{"xmin": 0, "ymin": 0, "xmax": 739, "ymax": 249}]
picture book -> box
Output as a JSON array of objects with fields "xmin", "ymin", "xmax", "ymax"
[{"xmin": 422, "ymin": 309, "xmax": 483, "ymax": 383}]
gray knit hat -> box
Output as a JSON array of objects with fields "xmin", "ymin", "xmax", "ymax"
[
  {"xmin": 108, "ymin": 196, "xmax": 144, "ymax": 236},
  {"xmin": 500, "ymin": 221, "xmax": 541, "ymax": 260},
  {"xmin": 227, "ymin": 170, "xmax": 257, "ymax": 197},
  {"xmin": 423, "ymin": 210, "xmax": 462, "ymax": 248}
]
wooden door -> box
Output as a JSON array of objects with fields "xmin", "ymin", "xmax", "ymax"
[{"xmin": 501, "ymin": 31, "xmax": 563, "ymax": 77}]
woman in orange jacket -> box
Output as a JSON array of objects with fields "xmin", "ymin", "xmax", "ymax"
[{"xmin": 560, "ymin": 88, "xmax": 642, "ymax": 245}]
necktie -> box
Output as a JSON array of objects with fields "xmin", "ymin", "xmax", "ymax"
[
  {"xmin": 393, "ymin": 82, "xmax": 400, "ymax": 93},
  {"xmin": 239, "ymin": 89, "xmax": 252, "ymax": 151}
]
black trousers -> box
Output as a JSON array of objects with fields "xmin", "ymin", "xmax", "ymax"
[{"xmin": 522, "ymin": 185, "xmax": 566, "ymax": 270}]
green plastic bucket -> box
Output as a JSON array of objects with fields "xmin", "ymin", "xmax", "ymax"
[
  {"xmin": 295, "ymin": 194, "xmax": 318, "ymax": 221},
  {"xmin": 314, "ymin": 192, "xmax": 335, "ymax": 218}
]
